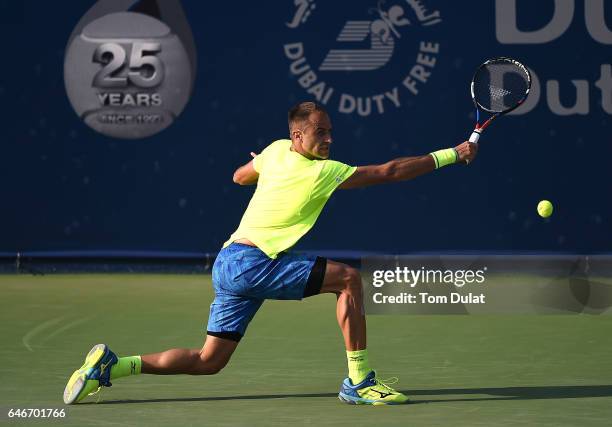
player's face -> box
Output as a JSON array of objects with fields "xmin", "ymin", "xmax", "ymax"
[{"xmin": 296, "ymin": 111, "xmax": 333, "ymax": 160}]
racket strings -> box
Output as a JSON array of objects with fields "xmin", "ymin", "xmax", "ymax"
[{"xmin": 472, "ymin": 59, "xmax": 530, "ymax": 113}]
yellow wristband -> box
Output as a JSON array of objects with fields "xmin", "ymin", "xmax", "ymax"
[{"xmin": 430, "ymin": 148, "xmax": 459, "ymax": 169}]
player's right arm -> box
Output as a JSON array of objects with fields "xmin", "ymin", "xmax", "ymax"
[{"xmin": 339, "ymin": 141, "xmax": 477, "ymax": 189}]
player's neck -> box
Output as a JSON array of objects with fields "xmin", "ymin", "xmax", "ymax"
[{"xmin": 290, "ymin": 141, "xmax": 315, "ymax": 160}]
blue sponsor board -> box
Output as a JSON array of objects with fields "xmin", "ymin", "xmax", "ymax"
[{"xmin": 0, "ymin": 1, "xmax": 610, "ymax": 254}]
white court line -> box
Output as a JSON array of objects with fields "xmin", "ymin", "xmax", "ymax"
[
  {"xmin": 22, "ymin": 316, "xmax": 67, "ymax": 352},
  {"xmin": 41, "ymin": 316, "xmax": 95, "ymax": 344}
]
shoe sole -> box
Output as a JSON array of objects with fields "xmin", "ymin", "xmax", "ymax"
[
  {"xmin": 63, "ymin": 344, "xmax": 107, "ymax": 405},
  {"xmin": 338, "ymin": 392, "xmax": 408, "ymax": 406}
]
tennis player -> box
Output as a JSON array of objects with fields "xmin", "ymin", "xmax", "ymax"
[{"xmin": 64, "ymin": 101, "xmax": 478, "ymax": 405}]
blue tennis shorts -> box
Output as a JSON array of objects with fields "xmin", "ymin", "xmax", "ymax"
[{"xmin": 206, "ymin": 243, "xmax": 327, "ymax": 342}]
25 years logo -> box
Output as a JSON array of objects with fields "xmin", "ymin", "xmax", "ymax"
[
  {"xmin": 283, "ymin": 0, "xmax": 443, "ymax": 117},
  {"xmin": 64, "ymin": 0, "xmax": 197, "ymax": 139}
]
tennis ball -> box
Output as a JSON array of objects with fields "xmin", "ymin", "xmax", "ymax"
[{"xmin": 537, "ymin": 200, "xmax": 553, "ymax": 218}]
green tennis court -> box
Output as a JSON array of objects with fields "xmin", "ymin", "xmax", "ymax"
[{"xmin": 1, "ymin": 274, "xmax": 611, "ymax": 426}]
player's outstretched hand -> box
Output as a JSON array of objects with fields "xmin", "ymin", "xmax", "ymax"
[
  {"xmin": 250, "ymin": 152, "xmax": 258, "ymax": 158},
  {"xmin": 454, "ymin": 141, "xmax": 478, "ymax": 164}
]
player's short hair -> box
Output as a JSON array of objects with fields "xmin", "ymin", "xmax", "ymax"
[{"xmin": 288, "ymin": 101, "xmax": 328, "ymax": 135}]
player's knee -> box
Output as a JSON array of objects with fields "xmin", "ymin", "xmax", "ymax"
[
  {"xmin": 194, "ymin": 354, "xmax": 229, "ymax": 375},
  {"xmin": 204, "ymin": 364, "xmax": 223, "ymax": 375},
  {"xmin": 192, "ymin": 362, "xmax": 224, "ymax": 375},
  {"xmin": 343, "ymin": 267, "xmax": 362, "ymax": 295}
]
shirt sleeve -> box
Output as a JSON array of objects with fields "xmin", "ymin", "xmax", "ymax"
[
  {"xmin": 312, "ymin": 160, "xmax": 357, "ymax": 199},
  {"xmin": 252, "ymin": 139, "xmax": 288, "ymax": 173},
  {"xmin": 252, "ymin": 152, "xmax": 263, "ymax": 173},
  {"xmin": 252, "ymin": 143, "xmax": 273, "ymax": 173}
]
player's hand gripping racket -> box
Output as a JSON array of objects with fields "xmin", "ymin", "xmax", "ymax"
[{"xmin": 468, "ymin": 57, "xmax": 531, "ymax": 145}]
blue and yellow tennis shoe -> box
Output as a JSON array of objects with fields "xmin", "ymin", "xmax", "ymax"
[
  {"xmin": 63, "ymin": 344, "xmax": 118, "ymax": 404},
  {"xmin": 338, "ymin": 371, "xmax": 409, "ymax": 405}
]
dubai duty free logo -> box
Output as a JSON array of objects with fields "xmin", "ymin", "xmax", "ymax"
[
  {"xmin": 63, "ymin": 0, "xmax": 197, "ymax": 139},
  {"xmin": 283, "ymin": 0, "xmax": 443, "ymax": 117}
]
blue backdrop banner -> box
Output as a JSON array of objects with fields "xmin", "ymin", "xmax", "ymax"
[{"xmin": 1, "ymin": 0, "xmax": 610, "ymax": 254}]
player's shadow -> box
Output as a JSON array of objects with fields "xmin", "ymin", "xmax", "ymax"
[
  {"xmin": 406, "ymin": 385, "xmax": 612, "ymax": 404},
  {"xmin": 87, "ymin": 385, "xmax": 612, "ymax": 405}
]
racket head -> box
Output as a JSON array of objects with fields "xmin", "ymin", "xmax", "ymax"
[{"xmin": 470, "ymin": 57, "xmax": 531, "ymax": 114}]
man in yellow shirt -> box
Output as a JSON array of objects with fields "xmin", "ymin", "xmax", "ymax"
[{"xmin": 64, "ymin": 102, "xmax": 477, "ymax": 405}]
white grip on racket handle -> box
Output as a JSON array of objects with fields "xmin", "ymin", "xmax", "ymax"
[{"xmin": 468, "ymin": 129, "xmax": 482, "ymax": 144}]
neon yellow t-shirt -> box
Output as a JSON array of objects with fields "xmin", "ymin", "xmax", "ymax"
[{"xmin": 223, "ymin": 139, "xmax": 356, "ymax": 258}]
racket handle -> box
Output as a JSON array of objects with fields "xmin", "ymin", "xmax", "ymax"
[{"xmin": 468, "ymin": 129, "xmax": 482, "ymax": 144}]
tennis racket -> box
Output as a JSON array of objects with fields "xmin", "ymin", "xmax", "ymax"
[{"xmin": 468, "ymin": 57, "xmax": 531, "ymax": 144}]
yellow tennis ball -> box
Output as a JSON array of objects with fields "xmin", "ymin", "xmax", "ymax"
[{"xmin": 537, "ymin": 200, "xmax": 553, "ymax": 218}]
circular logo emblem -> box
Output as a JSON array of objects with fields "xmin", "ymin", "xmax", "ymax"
[
  {"xmin": 64, "ymin": 11, "xmax": 193, "ymax": 139},
  {"xmin": 283, "ymin": 0, "xmax": 443, "ymax": 117}
]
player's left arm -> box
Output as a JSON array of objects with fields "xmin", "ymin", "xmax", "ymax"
[{"xmin": 232, "ymin": 152, "xmax": 259, "ymax": 186}]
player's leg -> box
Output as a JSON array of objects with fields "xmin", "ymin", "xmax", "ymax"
[
  {"xmin": 140, "ymin": 334, "xmax": 238, "ymax": 375},
  {"xmin": 319, "ymin": 260, "xmax": 409, "ymax": 405},
  {"xmin": 63, "ymin": 244, "xmax": 262, "ymax": 404},
  {"xmin": 64, "ymin": 260, "xmax": 262, "ymax": 405},
  {"xmin": 115, "ymin": 289, "xmax": 261, "ymax": 377},
  {"xmin": 63, "ymin": 295, "xmax": 257, "ymax": 406},
  {"xmin": 63, "ymin": 336, "xmax": 238, "ymax": 404},
  {"xmin": 319, "ymin": 260, "xmax": 368, "ymax": 383},
  {"xmin": 319, "ymin": 260, "xmax": 366, "ymax": 351}
]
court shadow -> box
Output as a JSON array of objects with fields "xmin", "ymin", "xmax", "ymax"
[
  {"xmin": 408, "ymin": 385, "xmax": 612, "ymax": 404},
  {"xmin": 84, "ymin": 385, "xmax": 612, "ymax": 405},
  {"xmin": 83, "ymin": 392, "xmax": 338, "ymax": 405}
]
